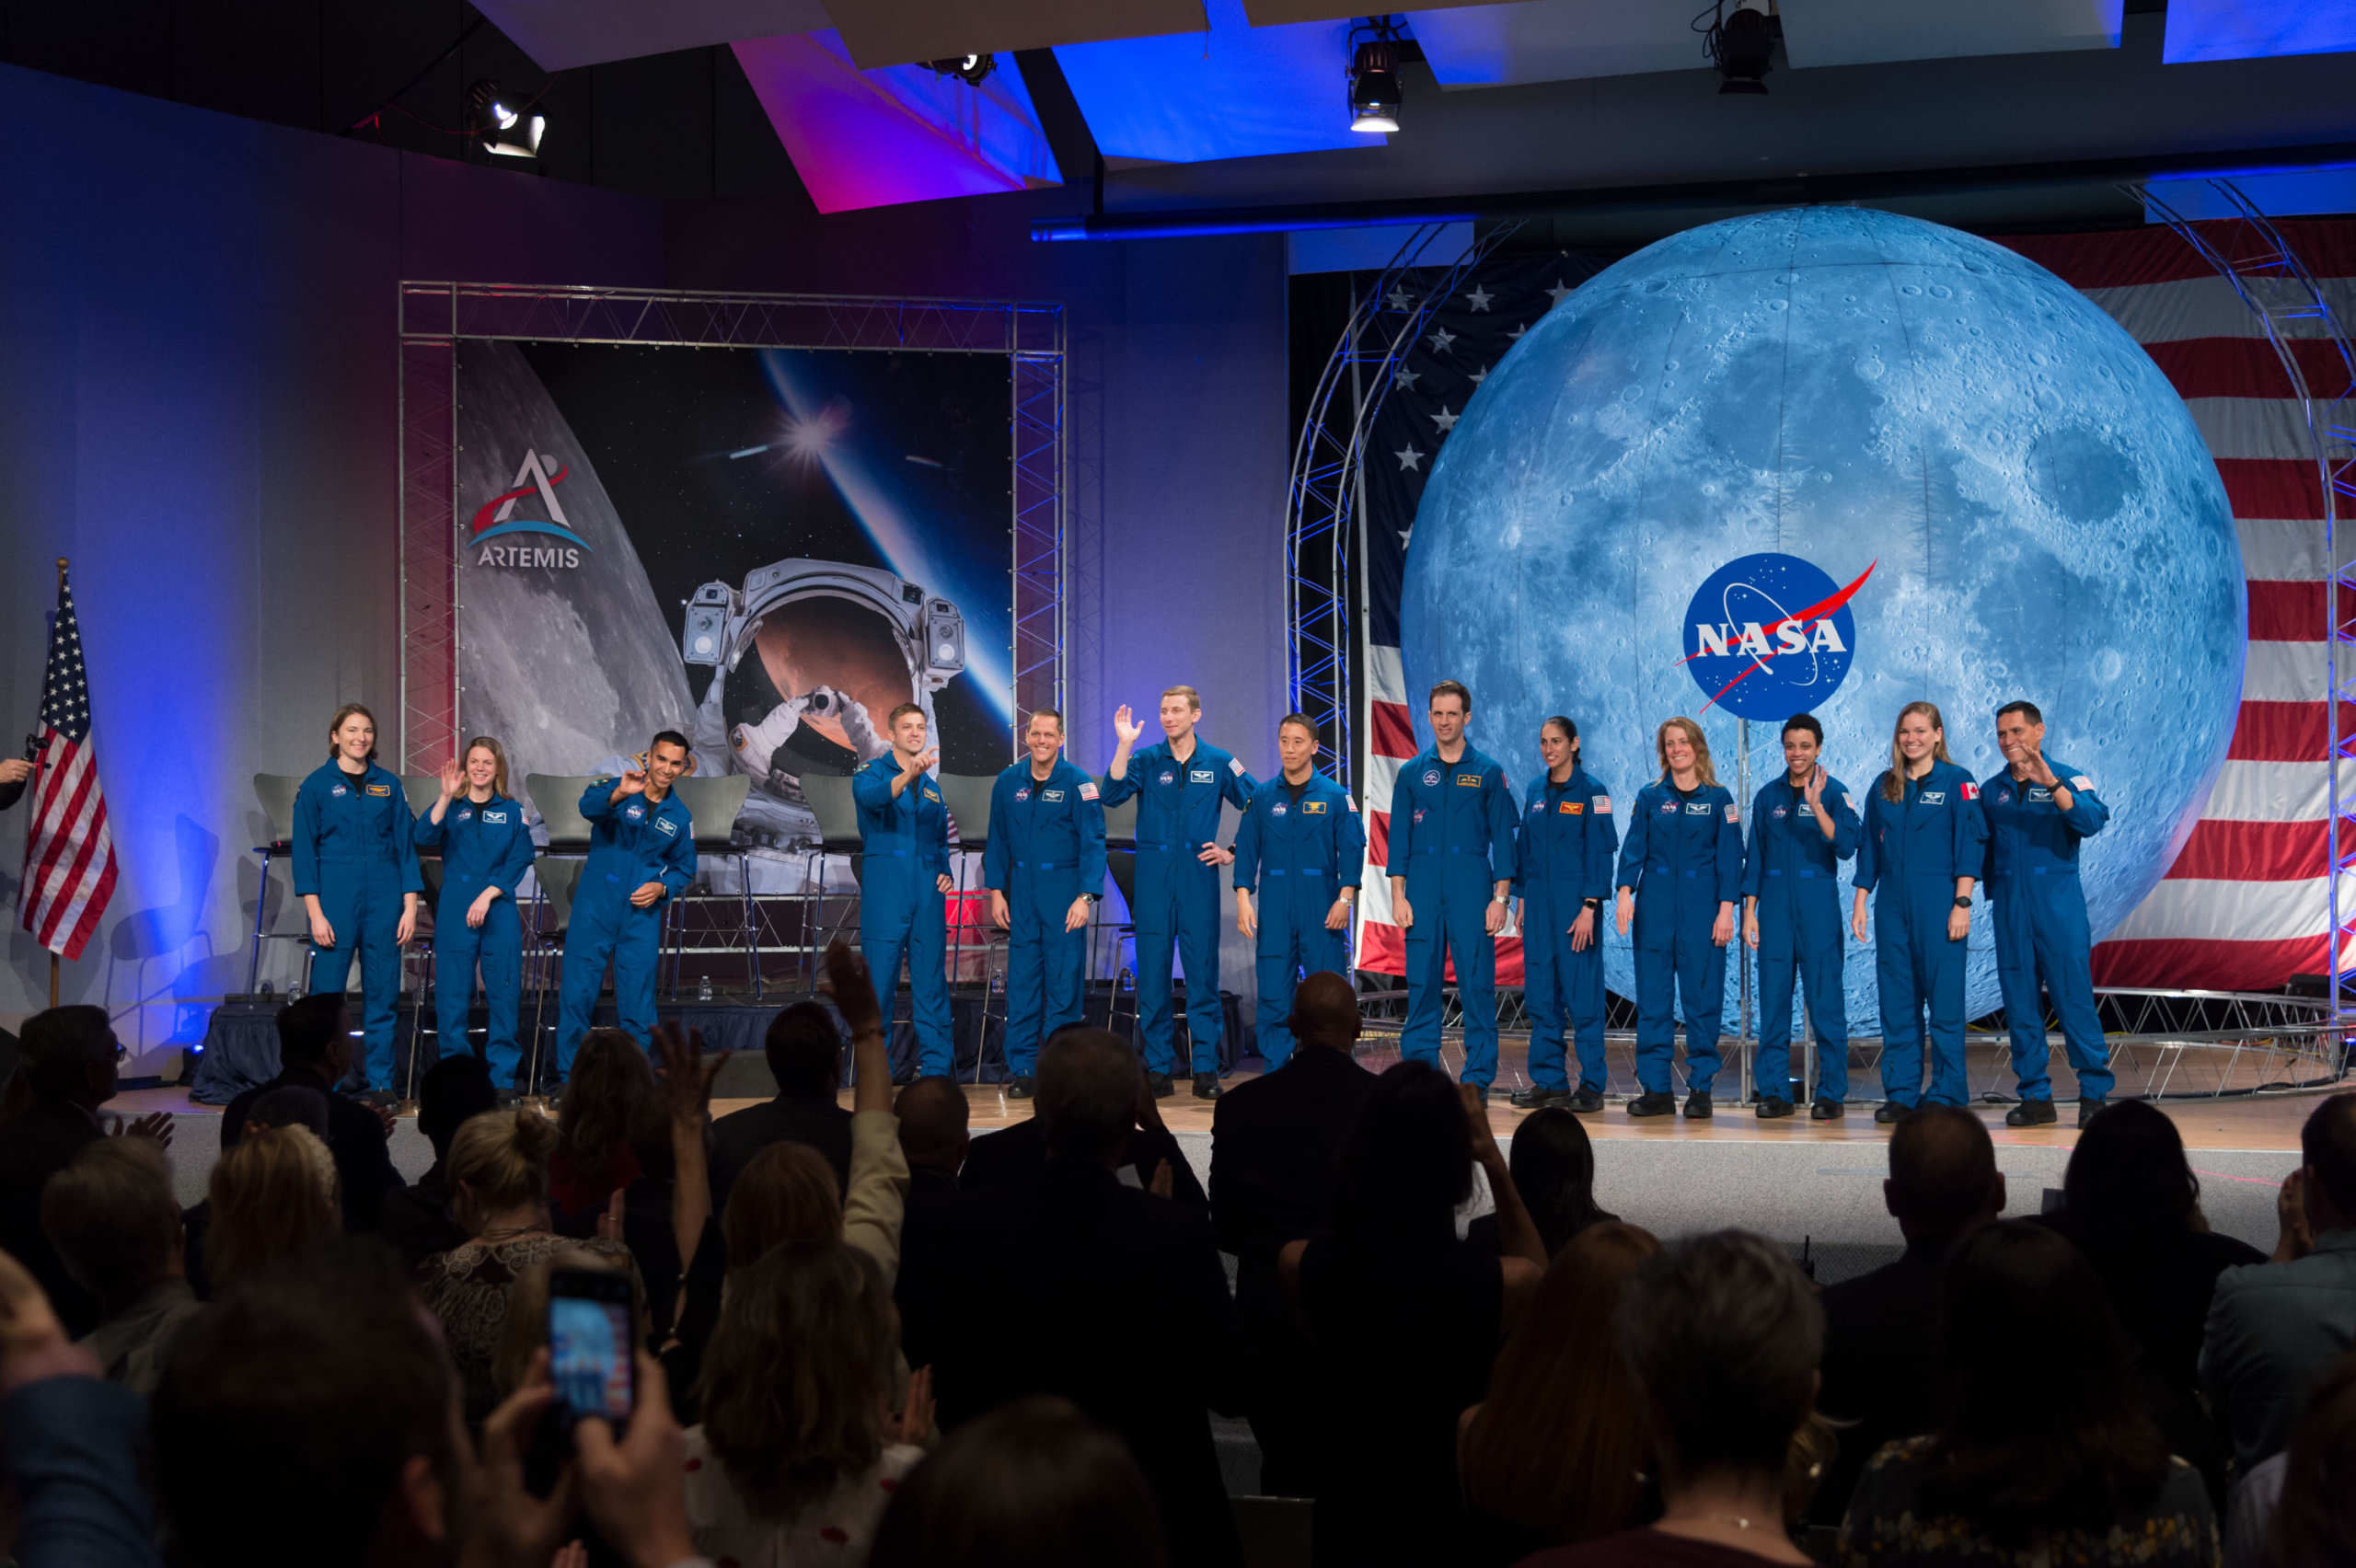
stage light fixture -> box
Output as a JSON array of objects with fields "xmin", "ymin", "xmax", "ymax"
[
  {"xmin": 466, "ymin": 77, "xmax": 546, "ymax": 158},
  {"xmin": 1348, "ymin": 17, "xmax": 1404, "ymax": 134},
  {"xmin": 1698, "ymin": 1, "xmax": 1776, "ymax": 95},
  {"xmin": 925, "ymin": 52, "xmax": 998, "ymax": 86}
]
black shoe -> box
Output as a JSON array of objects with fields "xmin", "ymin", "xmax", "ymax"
[
  {"xmin": 1567, "ymin": 1088, "xmax": 1606, "ymax": 1113},
  {"xmin": 1682, "ymin": 1091, "xmax": 1713, "ymax": 1119},
  {"xmin": 1810, "ymin": 1098, "xmax": 1844, "ymax": 1121},
  {"xmin": 1192, "ymin": 1072, "xmax": 1221, "ymax": 1101},
  {"xmin": 494, "ymin": 1089, "xmax": 525, "ymax": 1110},
  {"xmin": 1006, "ymin": 1076, "xmax": 1036, "ymax": 1100},
  {"xmin": 2005, "ymin": 1099, "xmax": 2059, "ymax": 1127},
  {"xmin": 1146, "ymin": 1071, "xmax": 1176, "ymax": 1099},
  {"xmin": 1755, "ymin": 1096, "xmax": 1794, "ymax": 1120},
  {"xmin": 1874, "ymin": 1101, "xmax": 1908, "ymax": 1124},
  {"xmin": 1627, "ymin": 1091, "xmax": 1676, "ymax": 1118},
  {"xmin": 2076, "ymin": 1097, "xmax": 2108, "ymax": 1128},
  {"xmin": 1508, "ymin": 1085, "xmax": 1571, "ymax": 1110}
]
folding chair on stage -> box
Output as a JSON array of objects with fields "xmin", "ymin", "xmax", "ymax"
[
  {"xmin": 797, "ymin": 773, "xmax": 865, "ymax": 987},
  {"xmin": 935, "ymin": 772, "xmax": 1002, "ymax": 1083},
  {"xmin": 663, "ymin": 775, "xmax": 753, "ymax": 998},
  {"xmin": 244, "ymin": 775, "xmax": 309, "ymax": 996},
  {"xmin": 1098, "ymin": 798, "xmax": 1141, "ymax": 1046},
  {"xmin": 523, "ymin": 856, "xmax": 583, "ymax": 1094}
]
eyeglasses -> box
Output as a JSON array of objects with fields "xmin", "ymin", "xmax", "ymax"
[{"xmin": 111, "ymin": 1043, "xmax": 128, "ymax": 1063}]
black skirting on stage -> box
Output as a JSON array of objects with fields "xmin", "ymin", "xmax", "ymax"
[{"xmin": 191, "ymin": 986, "xmax": 1256, "ymax": 1102}]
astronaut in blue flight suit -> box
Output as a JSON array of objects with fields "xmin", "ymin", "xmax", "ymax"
[
  {"xmin": 1231, "ymin": 713, "xmax": 1364, "ymax": 1070},
  {"xmin": 293, "ymin": 703, "xmax": 422, "ymax": 1101},
  {"xmin": 1509, "ymin": 716, "xmax": 1618, "ymax": 1113},
  {"xmin": 413, "ymin": 737, "xmax": 537, "ymax": 1091},
  {"xmin": 985, "ymin": 709, "xmax": 1107, "ymax": 1098},
  {"xmin": 1386, "ymin": 680, "xmax": 1519, "ymax": 1098},
  {"xmin": 1851, "ymin": 701, "xmax": 1988, "ymax": 1122},
  {"xmin": 555, "ymin": 731, "xmax": 698, "ymax": 1080},
  {"xmin": 1614, "ymin": 717, "xmax": 1744, "ymax": 1120},
  {"xmin": 853, "ymin": 702, "xmax": 956, "ymax": 1078},
  {"xmin": 1739, "ymin": 713, "xmax": 1861, "ymax": 1122},
  {"xmin": 1103, "ymin": 686, "xmax": 1258, "ymax": 1101},
  {"xmin": 1982, "ymin": 699, "xmax": 2114, "ymax": 1128}
]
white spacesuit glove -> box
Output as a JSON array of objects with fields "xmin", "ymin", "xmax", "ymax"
[
  {"xmin": 732, "ymin": 696, "xmax": 808, "ymax": 767},
  {"xmin": 836, "ymin": 695, "xmax": 887, "ymax": 762}
]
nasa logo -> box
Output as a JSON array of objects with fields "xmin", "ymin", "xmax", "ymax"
[
  {"xmin": 1414, "ymin": 808, "xmax": 1426, "ymax": 824},
  {"xmin": 1423, "ymin": 769, "xmax": 1441, "ymax": 787},
  {"xmin": 1159, "ymin": 770, "xmax": 1175, "ymax": 786},
  {"xmin": 1271, "ymin": 802, "xmax": 1288, "ymax": 817},
  {"xmin": 1658, "ymin": 801, "xmax": 1676, "ymax": 815},
  {"xmin": 1679, "ymin": 552, "xmax": 1872, "ymax": 721},
  {"xmin": 1994, "ymin": 789, "xmax": 2013, "ymax": 805},
  {"xmin": 457, "ymin": 808, "xmax": 473, "ymax": 822},
  {"xmin": 1772, "ymin": 805, "xmax": 1787, "ymax": 819},
  {"xmin": 330, "ymin": 784, "xmax": 348, "ymax": 798},
  {"xmin": 1015, "ymin": 788, "xmax": 1031, "ymax": 802},
  {"xmin": 469, "ymin": 449, "xmax": 592, "ymax": 570},
  {"xmin": 626, "ymin": 803, "xmax": 644, "ymax": 820},
  {"xmin": 1530, "ymin": 802, "xmax": 1545, "ymax": 816}
]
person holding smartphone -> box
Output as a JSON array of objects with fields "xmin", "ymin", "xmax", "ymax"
[
  {"xmin": 291, "ymin": 704, "xmax": 422, "ymax": 1102},
  {"xmin": 414, "ymin": 737, "xmax": 537, "ymax": 1095},
  {"xmin": 1740, "ymin": 713, "xmax": 1861, "ymax": 1121}
]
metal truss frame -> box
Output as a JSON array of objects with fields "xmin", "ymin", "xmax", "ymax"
[
  {"xmin": 1284, "ymin": 222, "xmax": 1523, "ymax": 794},
  {"xmin": 395, "ymin": 282, "xmax": 1067, "ymax": 770},
  {"xmin": 2131, "ymin": 182, "xmax": 2356, "ymax": 1049}
]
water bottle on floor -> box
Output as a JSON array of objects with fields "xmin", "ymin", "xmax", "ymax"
[{"xmin": 698, "ymin": 974, "xmax": 714, "ymax": 1003}]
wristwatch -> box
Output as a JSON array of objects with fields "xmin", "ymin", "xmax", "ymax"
[
  {"xmin": 1953, "ymin": 896, "xmax": 1972, "ymax": 910},
  {"xmin": 1582, "ymin": 897, "xmax": 1602, "ymax": 911},
  {"xmin": 1082, "ymin": 892, "xmax": 1101, "ymax": 904}
]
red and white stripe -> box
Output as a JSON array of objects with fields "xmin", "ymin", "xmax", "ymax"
[
  {"xmin": 2003, "ymin": 222, "xmax": 2356, "ymax": 991},
  {"xmin": 21, "ymin": 732, "xmax": 117, "ymax": 961}
]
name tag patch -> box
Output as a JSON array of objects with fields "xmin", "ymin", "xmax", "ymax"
[
  {"xmin": 1685, "ymin": 802, "xmax": 1714, "ymax": 816},
  {"xmin": 1303, "ymin": 801, "xmax": 1327, "ymax": 814},
  {"xmin": 922, "ymin": 787, "xmax": 940, "ymax": 802},
  {"xmin": 1043, "ymin": 790, "xmax": 1065, "ymax": 801},
  {"xmin": 1456, "ymin": 773, "xmax": 1482, "ymax": 787},
  {"xmin": 483, "ymin": 811, "xmax": 508, "ymax": 824},
  {"xmin": 654, "ymin": 816, "xmax": 677, "ymax": 836},
  {"xmin": 1190, "ymin": 769, "xmax": 1215, "ymax": 784},
  {"xmin": 365, "ymin": 783, "xmax": 391, "ymax": 797},
  {"xmin": 1559, "ymin": 801, "xmax": 1583, "ymax": 815},
  {"xmin": 2028, "ymin": 787, "xmax": 2051, "ymax": 801},
  {"xmin": 1918, "ymin": 791, "xmax": 1946, "ymax": 806}
]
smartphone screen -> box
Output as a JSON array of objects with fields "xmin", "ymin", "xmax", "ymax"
[{"xmin": 549, "ymin": 1272, "xmax": 635, "ymax": 1425}]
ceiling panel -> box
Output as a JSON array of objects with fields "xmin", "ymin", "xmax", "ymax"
[
  {"xmin": 734, "ymin": 30, "xmax": 1063, "ymax": 212},
  {"xmin": 1054, "ymin": 0, "xmax": 1382, "ymax": 163},
  {"xmin": 1778, "ymin": 0, "xmax": 2121, "ymax": 69},
  {"xmin": 2162, "ymin": 0, "xmax": 2356, "ymax": 63},
  {"xmin": 1242, "ymin": 0, "xmax": 1492, "ymax": 21},
  {"xmin": 471, "ymin": 0, "xmax": 829, "ymax": 70},
  {"xmin": 1406, "ymin": 0, "xmax": 1707, "ymax": 88},
  {"xmin": 822, "ymin": 0, "xmax": 1207, "ymax": 70}
]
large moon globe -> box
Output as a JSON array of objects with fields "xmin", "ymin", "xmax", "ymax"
[{"xmin": 1401, "ymin": 206, "xmax": 2243, "ymax": 1038}]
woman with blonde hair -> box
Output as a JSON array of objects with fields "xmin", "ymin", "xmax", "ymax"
[
  {"xmin": 419, "ymin": 1107, "xmax": 634, "ymax": 1424},
  {"xmin": 413, "ymin": 734, "xmax": 536, "ymax": 1097},
  {"xmin": 292, "ymin": 702, "xmax": 422, "ymax": 1103},
  {"xmin": 1851, "ymin": 701, "xmax": 1988, "ymax": 1120},
  {"xmin": 206, "ymin": 1124, "xmax": 339, "ymax": 1287},
  {"xmin": 1612, "ymin": 718, "xmax": 1743, "ymax": 1120}
]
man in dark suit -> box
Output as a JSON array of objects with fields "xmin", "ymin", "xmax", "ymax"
[
  {"xmin": 925, "ymin": 1029, "xmax": 1246, "ymax": 1568},
  {"xmin": 893, "ymin": 1074, "xmax": 967, "ymax": 1371},
  {"xmin": 0, "ymin": 1005, "xmax": 137, "ymax": 1337},
  {"xmin": 1809, "ymin": 1103, "xmax": 2006, "ymax": 1523},
  {"xmin": 1208, "ymin": 971, "xmax": 1376, "ymax": 1495},
  {"xmin": 220, "ymin": 993, "xmax": 401, "ymax": 1232},
  {"xmin": 959, "ymin": 1026, "xmax": 1207, "ymax": 1210},
  {"xmin": 710, "ymin": 1002, "xmax": 852, "ymax": 1198}
]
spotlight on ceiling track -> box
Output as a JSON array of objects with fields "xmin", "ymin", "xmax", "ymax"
[
  {"xmin": 1698, "ymin": 1, "xmax": 1776, "ymax": 95},
  {"xmin": 925, "ymin": 52, "xmax": 997, "ymax": 86},
  {"xmin": 1347, "ymin": 17, "xmax": 1405, "ymax": 133},
  {"xmin": 466, "ymin": 77, "xmax": 545, "ymax": 157}
]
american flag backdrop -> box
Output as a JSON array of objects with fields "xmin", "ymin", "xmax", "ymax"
[
  {"xmin": 20, "ymin": 570, "xmax": 118, "ymax": 960},
  {"xmin": 1351, "ymin": 221, "xmax": 2356, "ymax": 995}
]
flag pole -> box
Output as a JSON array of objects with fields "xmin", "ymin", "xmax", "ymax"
[{"xmin": 47, "ymin": 557, "xmax": 64, "ymax": 1007}]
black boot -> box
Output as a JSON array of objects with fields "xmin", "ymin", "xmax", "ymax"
[
  {"xmin": 1146, "ymin": 1071, "xmax": 1176, "ymax": 1099},
  {"xmin": 1809, "ymin": 1098, "xmax": 1844, "ymax": 1121},
  {"xmin": 1508, "ymin": 1085, "xmax": 1570, "ymax": 1110},
  {"xmin": 1754, "ymin": 1096, "xmax": 1794, "ymax": 1120},
  {"xmin": 2005, "ymin": 1099, "xmax": 2059, "ymax": 1127},
  {"xmin": 1192, "ymin": 1071, "xmax": 1221, "ymax": 1101},
  {"xmin": 1682, "ymin": 1091, "xmax": 1713, "ymax": 1119},
  {"xmin": 1007, "ymin": 1076, "xmax": 1036, "ymax": 1100},
  {"xmin": 1627, "ymin": 1091, "xmax": 1675, "ymax": 1118}
]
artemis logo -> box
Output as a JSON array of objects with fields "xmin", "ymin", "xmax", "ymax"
[
  {"xmin": 469, "ymin": 450, "xmax": 593, "ymax": 568},
  {"xmin": 1677, "ymin": 552, "xmax": 1875, "ymax": 722}
]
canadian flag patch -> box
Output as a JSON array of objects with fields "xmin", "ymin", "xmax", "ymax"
[
  {"xmin": 1593, "ymin": 796, "xmax": 1611, "ymax": 815},
  {"xmin": 1960, "ymin": 781, "xmax": 1980, "ymax": 801},
  {"xmin": 1080, "ymin": 780, "xmax": 1099, "ymax": 801}
]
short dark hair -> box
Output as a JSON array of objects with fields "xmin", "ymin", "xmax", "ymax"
[
  {"xmin": 1428, "ymin": 680, "xmax": 1471, "ymax": 714},
  {"xmin": 1333, "ymin": 1061, "xmax": 1472, "ymax": 1239},
  {"xmin": 1027, "ymin": 708, "xmax": 1065, "ymax": 732},
  {"xmin": 1278, "ymin": 712, "xmax": 1318, "ymax": 738},
  {"xmin": 15, "ymin": 1005, "xmax": 114, "ymax": 1099},
  {"xmin": 2303, "ymin": 1093, "xmax": 2356, "ymax": 1218},
  {"xmin": 1542, "ymin": 715, "xmax": 1577, "ymax": 743},
  {"xmin": 871, "ymin": 1396, "xmax": 1169, "ymax": 1568},
  {"xmin": 1618, "ymin": 1229, "xmax": 1822, "ymax": 1477},
  {"xmin": 1034, "ymin": 1030, "xmax": 1139, "ymax": 1163},
  {"xmin": 650, "ymin": 729, "xmax": 691, "ymax": 755},
  {"xmin": 417, "ymin": 1053, "xmax": 498, "ymax": 1159},
  {"xmin": 154, "ymin": 1239, "xmax": 459, "ymax": 1568},
  {"xmin": 2062, "ymin": 1099, "xmax": 2198, "ymax": 1243},
  {"xmin": 1888, "ymin": 1104, "xmax": 2000, "ymax": 1233},
  {"xmin": 42, "ymin": 1136, "xmax": 179, "ymax": 1300},
  {"xmin": 766, "ymin": 1002, "xmax": 843, "ymax": 1098},
  {"xmin": 1996, "ymin": 700, "xmax": 2042, "ymax": 725},
  {"xmin": 1780, "ymin": 712, "xmax": 1822, "ymax": 744},
  {"xmin": 274, "ymin": 993, "xmax": 348, "ymax": 1070},
  {"xmin": 247, "ymin": 1085, "xmax": 330, "ymax": 1141},
  {"xmin": 886, "ymin": 702, "xmax": 925, "ymax": 730},
  {"xmin": 895, "ymin": 1076, "xmax": 970, "ymax": 1171}
]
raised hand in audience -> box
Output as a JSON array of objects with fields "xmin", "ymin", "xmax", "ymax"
[
  {"xmin": 822, "ymin": 940, "xmax": 892, "ymax": 1113},
  {"xmin": 890, "ymin": 1364, "xmax": 937, "ymax": 1447},
  {"xmin": 1461, "ymin": 1084, "xmax": 1548, "ymax": 1271},
  {"xmin": 573, "ymin": 1348, "xmax": 699, "ymax": 1568}
]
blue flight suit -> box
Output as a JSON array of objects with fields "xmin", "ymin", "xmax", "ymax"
[
  {"xmin": 556, "ymin": 780, "xmax": 697, "ymax": 1078},
  {"xmin": 984, "ymin": 758, "xmax": 1107, "ymax": 1078},
  {"xmin": 1513, "ymin": 767, "xmax": 1619, "ymax": 1095},
  {"xmin": 1615, "ymin": 780, "xmax": 1744, "ymax": 1096},
  {"xmin": 1231, "ymin": 769, "xmax": 1365, "ymax": 1069},
  {"xmin": 854, "ymin": 755, "xmax": 954, "ymax": 1077},
  {"xmin": 294, "ymin": 761, "xmax": 425, "ymax": 1090},
  {"xmin": 1742, "ymin": 774, "xmax": 1862, "ymax": 1104},
  {"xmin": 1101, "ymin": 740, "xmax": 1257, "ymax": 1077},
  {"xmin": 1387, "ymin": 745, "xmax": 1519, "ymax": 1087},
  {"xmin": 1981, "ymin": 760, "xmax": 2114, "ymax": 1104},
  {"xmin": 412, "ymin": 793, "xmax": 537, "ymax": 1087},
  {"xmin": 1854, "ymin": 761, "xmax": 1988, "ymax": 1109}
]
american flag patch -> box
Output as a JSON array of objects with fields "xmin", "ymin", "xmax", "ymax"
[
  {"xmin": 1593, "ymin": 796, "xmax": 1610, "ymax": 815},
  {"xmin": 1080, "ymin": 780, "xmax": 1099, "ymax": 801}
]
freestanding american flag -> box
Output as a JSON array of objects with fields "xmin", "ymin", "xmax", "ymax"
[{"xmin": 20, "ymin": 568, "xmax": 118, "ymax": 960}]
